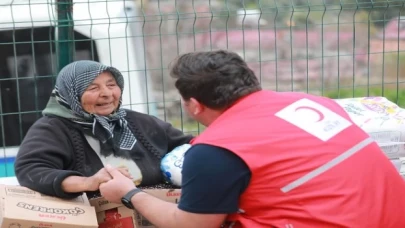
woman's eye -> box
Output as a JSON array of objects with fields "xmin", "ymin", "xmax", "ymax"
[
  {"xmin": 108, "ymin": 84, "xmax": 117, "ymax": 87},
  {"xmin": 88, "ymin": 87, "xmax": 97, "ymax": 91}
]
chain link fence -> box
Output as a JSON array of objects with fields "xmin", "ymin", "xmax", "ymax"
[{"xmin": 0, "ymin": 0, "xmax": 404, "ymax": 177}]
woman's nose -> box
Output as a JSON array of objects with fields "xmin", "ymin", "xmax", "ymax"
[{"xmin": 100, "ymin": 86, "xmax": 112, "ymax": 97}]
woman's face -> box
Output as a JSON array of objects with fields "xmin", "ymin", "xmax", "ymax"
[{"xmin": 81, "ymin": 72, "xmax": 122, "ymax": 116}]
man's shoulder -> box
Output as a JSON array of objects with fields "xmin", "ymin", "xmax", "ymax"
[
  {"xmin": 188, "ymin": 144, "xmax": 227, "ymax": 154},
  {"xmin": 179, "ymin": 144, "xmax": 251, "ymax": 214},
  {"xmin": 185, "ymin": 144, "xmax": 249, "ymax": 170}
]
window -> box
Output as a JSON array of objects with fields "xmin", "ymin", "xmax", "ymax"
[{"xmin": 0, "ymin": 26, "xmax": 99, "ymax": 147}]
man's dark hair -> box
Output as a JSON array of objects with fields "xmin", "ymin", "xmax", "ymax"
[{"xmin": 170, "ymin": 50, "xmax": 262, "ymax": 110}]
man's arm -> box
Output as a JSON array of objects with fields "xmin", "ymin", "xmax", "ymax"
[
  {"xmin": 100, "ymin": 144, "xmax": 251, "ymax": 228},
  {"xmin": 129, "ymin": 192, "xmax": 227, "ymax": 228},
  {"xmin": 133, "ymin": 144, "xmax": 251, "ymax": 227}
]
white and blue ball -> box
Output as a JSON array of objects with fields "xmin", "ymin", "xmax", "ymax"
[{"xmin": 160, "ymin": 144, "xmax": 192, "ymax": 187}]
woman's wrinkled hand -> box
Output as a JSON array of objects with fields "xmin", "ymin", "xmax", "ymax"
[
  {"xmin": 85, "ymin": 167, "xmax": 133, "ymax": 191},
  {"xmin": 100, "ymin": 165, "xmax": 137, "ymax": 203},
  {"xmin": 117, "ymin": 166, "xmax": 133, "ymax": 180}
]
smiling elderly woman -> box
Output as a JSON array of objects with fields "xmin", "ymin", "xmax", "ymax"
[{"xmin": 14, "ymin": 60, "xmax": 192, "ymax": 199}]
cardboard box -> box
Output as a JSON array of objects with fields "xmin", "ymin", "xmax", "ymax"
[
  {"xmin": 0, "ymin": 185, "xmax": 90, "ymax": 206},
  {"xmin": 90, "ymin": 189, "xmax": 181, "ymax": 228},
  {"xmin": 0, "ymin": 185, "xmax": 98, "ymax": 228},
  {"xmin": 97, "ymin": 206, "xmax": 136, "ymax": 228}
]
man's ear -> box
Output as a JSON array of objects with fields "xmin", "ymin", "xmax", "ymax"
[{"xmin": 189, "ymin": 98, "xmax": 203, "ymax": 115}]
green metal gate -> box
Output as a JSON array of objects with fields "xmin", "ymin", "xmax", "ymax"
[{"xmin": 0, "ymin": 0, "xmax": 404, "ymax": 177}]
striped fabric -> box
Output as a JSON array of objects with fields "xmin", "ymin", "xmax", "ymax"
[{"xmin": 43, "ymin": 60, "xmax": 137, "ymax": 150}]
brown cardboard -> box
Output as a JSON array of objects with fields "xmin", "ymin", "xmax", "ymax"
[
  {"xmin": 90, "ymin": 189, "xmax": 181, "ymax": 228},
  {"xmin": 143, "ymin": 189, "xmax": 181, "ymax": 204},
  {"xmin": 97, "ymin": 206, "xmax": 137, "ymax": 228},
  {"xmin": 0, "ymin": 185, "xmax": 98, "ymax": 228},
  {"xmin": 0, "ymin": 184, "xmax": 90, "ymax": 206},
  {"xmin": 91, "ymin": 196, "xmax": 123, "ymax": 212}
]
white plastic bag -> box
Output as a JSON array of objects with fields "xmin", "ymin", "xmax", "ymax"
[
  {"xmin": 334, "ymin": 97, "xmax": 405, "ymax": 159},
  {"xmin": 160, "ymin": 144, "xmax": 192, "ymax": 187}
]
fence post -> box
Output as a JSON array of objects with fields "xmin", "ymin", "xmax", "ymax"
[{"xmin": 56, "ymin": 0, "xmax": 74, "ymax": 71}]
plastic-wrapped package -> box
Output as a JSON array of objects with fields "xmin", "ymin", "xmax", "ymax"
[
  {"xmin": 160, "ymin": 144, "xmax": 192, "ymax": 187},
  {"xmin": 334, "ymin": 97, "xmax": 405, "ymax": 159}
]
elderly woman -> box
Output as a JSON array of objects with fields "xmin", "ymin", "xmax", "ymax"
[{"xmin": 14, "ymin": 60, "xmax": 192, "ymax": 199}]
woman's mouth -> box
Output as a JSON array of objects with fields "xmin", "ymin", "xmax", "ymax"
[{"xmin": 96, "ymin": 102, "xmax": 113, "ymax": 107}]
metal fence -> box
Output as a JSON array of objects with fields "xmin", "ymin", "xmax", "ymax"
[{"xmin": 0, "ymin": 0, "xmax": 404, "ymax": 177}]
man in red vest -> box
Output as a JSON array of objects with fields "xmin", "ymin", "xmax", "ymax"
[{"xmin": 100, "ymin": 50, "xmax": 405, "ymax": 228}]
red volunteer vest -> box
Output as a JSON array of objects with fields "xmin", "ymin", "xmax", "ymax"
[{"xmin": 191, "ymin": 90, "xmax": 405, "ymax": 228}]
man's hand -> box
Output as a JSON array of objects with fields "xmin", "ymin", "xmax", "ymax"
[
  {"xmin": 100, "ymin": 164, "xmax": 136, "ymax": 203},
  {"xmin": 83, "ymin": 168, "xmax": 112, "ymax": 191},
  {"xmin": 117, "ymin": 166, "xmax": 133, "ymax": 180},
  {"xmin": 84, "ymin": 167, "xmax": 133, "ymax": 192}
]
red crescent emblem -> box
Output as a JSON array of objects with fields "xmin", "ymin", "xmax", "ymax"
[{"xmin": 295, "ymin": 106, "xmax": 325, "ymax": 122}]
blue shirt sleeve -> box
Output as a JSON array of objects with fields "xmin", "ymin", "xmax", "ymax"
[{"xmin": 178, "ymin": 144, "xmax": 251, "ymax": 214}]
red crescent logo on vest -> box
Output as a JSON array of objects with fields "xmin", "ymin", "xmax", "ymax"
[{"xmin": 295, "ymin": 106, "xmax": 325, "ymax": 122}]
